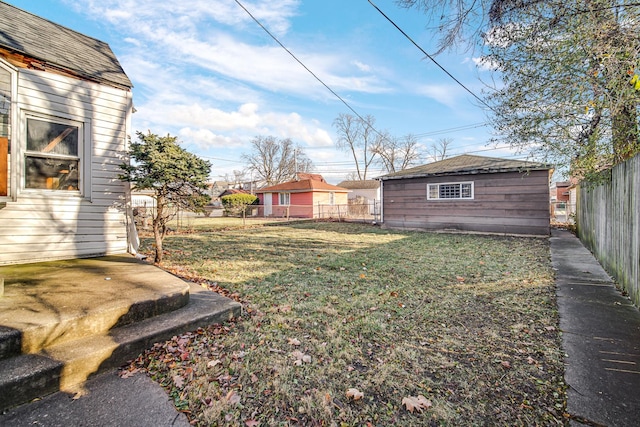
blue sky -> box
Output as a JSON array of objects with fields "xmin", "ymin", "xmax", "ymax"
[{"xmin": 7, "ymin": 0, "xmax": 519, "ymax": 183}]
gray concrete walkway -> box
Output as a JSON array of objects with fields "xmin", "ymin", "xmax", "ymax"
[
  {"xmin": 551, "ymin": 229, "xmax": 640, "ymax": 426},
  {"xmin": 0, "ymin": 369, "xmax": 190, "ymax": 427}
]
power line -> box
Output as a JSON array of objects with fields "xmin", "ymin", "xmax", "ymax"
[
  {"xmin": 412, "ymin": 122, "xmax": 489, "ymax": 138},
  {"xmin": 367, "ymin": 0, "xmax": 494, "ymax": 113},
  {"xmin": 233, "ymin": 0, "xmax": 380, "ymax": 132}
]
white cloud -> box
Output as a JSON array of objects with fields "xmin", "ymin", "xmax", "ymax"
[
  {"xmin": 415, "ymin": 84, "xmax": 463, "ymax": 108},
  {"xmin": 134, "ymin": 102, "xmax": 332, "ymax": 148},
  {"xmin": 352, "ymin": 60, "xmax": 371, "ymax": 73},
  {"xmin": 67, "ymin": 0, "xmax": 388, "ymax": 99},
  {"xmin": 178, "ymin": 128, "xmax": 245, "ymax": 149},
  {"xmin": 66, "ymin": 0, "xmax": 300, "ymax": 36}
]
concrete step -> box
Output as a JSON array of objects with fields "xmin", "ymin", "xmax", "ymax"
[
  {"xmin": 0, "ymin": 326, "xmax": 21, "ymax": 360},
  {"xmin": 0, "ymin": 283, "xmax": 241, "ymax": 411},
  {"xmin": 0, "ymin": 255, "xmax": 191, "ymax": 356}
]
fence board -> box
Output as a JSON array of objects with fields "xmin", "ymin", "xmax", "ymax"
[{"xmin": 578, "ymin": 154, "xmax": 640, "ymax": 307}]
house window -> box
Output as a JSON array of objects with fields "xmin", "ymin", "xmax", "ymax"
[
  {"xmin": 427, "ymin": 182, "xmax": 474, "ymax": 200},
  {"xmin": 279, "ymin": 192, "xmax": 290, "ymax": 205},
  {"xmin": 24, "ymin": 116, "xmax": 81, "ymax": 191},
  {"xmin": 329, "ymin": 192, "xmax": 335, "ymax": 205}
]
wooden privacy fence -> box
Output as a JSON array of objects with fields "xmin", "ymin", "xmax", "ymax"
[{"xmin": 577, "ymin": 154, "xmax": 640, "ymax": 307}]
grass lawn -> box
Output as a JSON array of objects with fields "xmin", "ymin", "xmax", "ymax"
[{"xmin": 126, "ymin": 221, "xmax": 566, "ymax": 426}]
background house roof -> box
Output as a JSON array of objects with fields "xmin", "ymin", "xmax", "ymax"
[
  {"xmin": 378, "ymin": 154, "xmax": 551, "ymax": 181},
  {"xmin": 0, "ymin": 2, "xmax": 132, "ymax": 89},
  {"xmin": 259, "ymin": 179, "xmax": 349, "ymax": 193},
  {"xmin": 219, "ymin": 189, "xmax": 250, "ymax": 197},
  {"xmin": 295, "ymin": 172, "xmax": 325, "ymax": 182},
  {"xmin": 336, "ymin": 180, "xmax": 380, "ymax": 189}
]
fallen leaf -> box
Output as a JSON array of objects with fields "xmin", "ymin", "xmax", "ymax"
[
  {"xmin": 172, "ymin": 374, "xmax": 185, "ymax": 388},
  {"xmin": 72, "ymin": 389, "xmax": 87, "ymax": 400},
  {"xmin": 456, "ymin": 276, "xmax": 465, "ymax": 282},
  {"xmin": 302, "ymin": 354, "xmax": 312, "ymax": 363},
  {"xmin": 245, "ymin": 420, "xmax": 260, "ymax": 427},
  {"xmin": 402, "ymin": 395, "xmax": 432, "ymax": 413},
  {"xmin": 226, "ymin": 390, "xmax": 241, "ymax": 405},
  {"xmin": 288, "ymin": 337, "xmax": 301, "ymax": 346},
  {"xmin": 501, "ymin": 360, "xmax": 511, "ymax": 369},
  {"xmin": 346, "ymin": 388, "xmax": 364, "ymax": 400},
  {"xmin": 359, "ymin": 273, "xmax": 366, "ymax": 279},
  {"xmin": 207, "ymin": 359, "xmax": 222, "ymax": 368}
]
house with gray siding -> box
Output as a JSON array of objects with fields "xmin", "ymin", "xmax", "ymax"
[
  {"xmin": 377, "ymin": 154, "xmax": 552, "ymax": 236},
  {"xmin": 0, "ymin": 2, "xmax": 135, "ymax": 264}
]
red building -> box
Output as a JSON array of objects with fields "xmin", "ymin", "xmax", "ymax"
[{"xmin": 256, "ymin": 176, "xmax": 349, "ymax": 218}]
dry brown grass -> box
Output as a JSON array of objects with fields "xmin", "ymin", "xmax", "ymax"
[{"xmin": 127, "ymin": 221, "xmax": 566, "ymax": 426}]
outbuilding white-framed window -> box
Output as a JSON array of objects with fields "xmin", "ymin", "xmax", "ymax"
[
  {"xmin": 427, "ymin": 182, "xmax": 474, "ymax": 200},
  {"xmin": 23, "ymin": 112, "xmax": 84, "ymax": 194},
  {"xmin": 279, "ymin": 192, "xmax": 290, "ymax": 205}
]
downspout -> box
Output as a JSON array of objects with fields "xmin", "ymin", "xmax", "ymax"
[
  {"xmin": 378, "ymin": 179, "xmax": 383, "ymax": 224},
  {"xmin": 123, "ymin": 91, "xmax": 139, "ymax": 254}
]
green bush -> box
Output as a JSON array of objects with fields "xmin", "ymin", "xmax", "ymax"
[{"xmin": 221, "ymin": 193, "xmax": 258, "ymax": 217}]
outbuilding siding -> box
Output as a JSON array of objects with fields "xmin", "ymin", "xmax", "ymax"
[
  {"xmin": 382, "ymin": 170, "xmax": 550, "ymax": 235},
  {"xmin": 0, "ymin": 68, "xmax": 131, "ymax": 264}
]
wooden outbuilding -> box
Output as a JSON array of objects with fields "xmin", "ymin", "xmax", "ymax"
[
  {"xmin": 0, "ymin": 3, "xmax": 134, "ymax": 264},
  {"xmin": 377, "ymin": 154, "xmax": 552, "ymax": 236}
]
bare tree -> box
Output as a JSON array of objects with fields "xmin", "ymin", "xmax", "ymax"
[
  {"xmin": 426, "ymin": 138, "xmax": 453, "ymax": 162},
  {"xmin": 333, "ymin": 113, "xmax": 385, "ymax": 180},
  {"xmin": 373, "ymin": 133, "xmax": 422, "ymax": 173},
  {"xmin": 223, "ymin": 170, "xmax": 247, "ymax": 188},
  {"xmin": 242, "ymin": 136, "xmax": 312, "ymax": 186}
]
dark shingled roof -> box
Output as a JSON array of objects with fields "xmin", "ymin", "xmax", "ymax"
[
  {"xmin": 378, "ymin": 154, "xmax": 551, "ymax": 181},
  {"xmin": 0, "ymin": 1, "xmax": 132, "ymax": 89}
]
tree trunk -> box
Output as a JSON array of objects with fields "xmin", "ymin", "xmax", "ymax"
[
  {"xmin": 153, "ymin": 222, "xmax": 163, "ymax": 264},
  {"xmin": 153, "ymin": 196, "xmax": 165, "ymax": 263}
]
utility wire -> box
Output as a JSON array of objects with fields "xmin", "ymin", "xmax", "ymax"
[
  {"xmin": 233, "ymin": 0, "xmax": 377, "ymax": 131},
  {"xmin": 367, "ymin": 0, "xmax": 494, "ymax": 112},
  {"xmin": 412, "ymin": 122, "xmax": 489, "ymax": 138},
  {"xmin": 235, "ymin": 0, "xmax": 491, "ymax": 157}
]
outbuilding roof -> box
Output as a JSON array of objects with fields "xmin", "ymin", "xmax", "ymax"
[
  {"xmin": 0, "ymin": 2, "xmax": 132, "ymax": 89},
  {"xmin": 378, "ymin": 154, "xmax": 551, "ymax": 181},
  {"xmin": 336, "ymin": 180, "xmax": 380, "ymax": 190}
]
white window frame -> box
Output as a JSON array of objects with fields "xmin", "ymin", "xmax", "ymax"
[
  {"xmin": 427, "ymin": 181, "xmax": 474, "ymax": 200},
  {"xmin": 0, "ymin": 59, "xmax": 17, "ymax": 202},
  {"xmin": 20, "ymin": 110, "xmax": 90, "ymax": 198},
  {"xmin": 329, "ymin": 192, "xmax": 335, "ymax": 205},
  {"xmin": 279, "ymin": 192, "xmax": 290, "ymax": 205}
]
